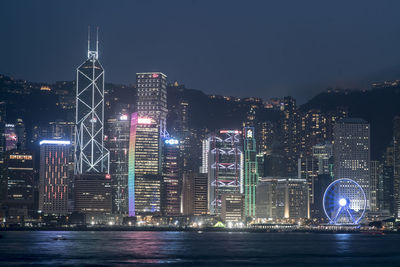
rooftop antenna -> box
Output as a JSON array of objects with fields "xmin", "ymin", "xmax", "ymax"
[
  {"xmin": 87, "ymin": 26, "xmax": 98, "ymax": 59},
  {"xmin": 87, "ymin": 26, "xmax": 91, "ymax": 59},
  {"xmin": 96, "ymin": 26, "xmax": 99, "ymax": 54}
]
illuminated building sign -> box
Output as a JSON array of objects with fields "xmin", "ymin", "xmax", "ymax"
[
  {"xmin": 219, "ymin": 130, "xmax": 241, "ymax": 134},
  {"xmin": 9, "ymin": 154, "xmax": 33, "ymax": 160},
  {"xmin": 39, "ymin": 140, "xmax": 71, "ymax": 145},
  {"xmin": 152, "ymin": 73, "xmax": 159, "ymax": 78},
  {"xmin": 119, "ymin": 114, "xmax": 128, "ymax": 121},
  {"xmin": 165, "ymin": 139, "xmax": 179, "ymax": 145},
  {"xmin": 138, "ymin": 117, "xmax": 152, "ymax": 124},
  {"xmin": 246, "ymin": 129, "xmax": 253, "ymax": 139}
]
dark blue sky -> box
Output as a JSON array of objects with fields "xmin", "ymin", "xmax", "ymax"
[{"xmin": 2, "ymin": 0, "xmax": 400, "ymax": 103}]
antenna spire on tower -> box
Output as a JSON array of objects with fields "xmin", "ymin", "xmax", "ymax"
[
  {"xmin": 96, "ymin": 26, "xmax": 99, "ymax": 53},
  {"xmin": 87, "ymin": 26, "xmax": 91, "ymax": 59}
]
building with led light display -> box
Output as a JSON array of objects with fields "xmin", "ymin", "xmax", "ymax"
[
  {"xmin": 39, "ymin": 140, "xmax": 70, "ymax": 215},
  {"xmin": 74, "ymin": 29, "xmax": 109, "ymax": 174},
  {"xmin": 205, "ymin": 130, "xmax": 243, "ymax": 215},
  {"xmin": 243, "ymin": 127, "xmax": 258, "ymax": 217},
  {"xmin": 128, "ymin": 113, "xmax": 162, "ymax": 216}
]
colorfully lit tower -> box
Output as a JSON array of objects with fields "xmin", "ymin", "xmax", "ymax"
[
  {"xmin": 127, "ymin": 72, "xmax": 168, "ymax": 216},
  {"xmin": 128, "ymin": 113, "xmax": 162, "ymax": 216},
  {"xmin": 206, "ymin": 130, "xmax": 243, "ymax": 215},
  {"xmin": 39, "ymin": 140, "xmax": 70, "ymax": 215},
  {"xmin": 334, "ymin": 118, "xmax": 370, "ymax": 210},
  {"xmin": 243, "ymin": 127, "xmax": 258, "ymax": 217},
  {"xmin": 75, "ymin": 28, "xmax": 109, "ymax": 174}
]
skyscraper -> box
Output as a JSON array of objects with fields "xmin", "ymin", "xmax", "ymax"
[
  {"xmin": 75, "ymin": 29, "xmax": 109, "ymax": 174},
  {"xmin": 334, "ymin": 118, "xmax": 370, "ymax": 210},
  {"xmin": 282, "ymin": 96, "xmax": 299, "ymax": 176},
  {"xmin": 243, "ymin": 127, "xmax": 258, "ymax": 218},
  {"xmin": 39, "ymin": 140, "xmax": 70, "ymax": 215},
  {"xmin": 127, "ymin": 72, "xmax": 168, "ymax": 216},
  {"xmin": 393, "ymin": 116, "xmax": 400, "ymax": 217},
  {"xmin": 161, "ymin": 137, "xmax": 181, "ymax": 216},
  {"xmin": 205, "ymin": 130, "xmax": 243, "ymax": 215},
  {"xmin": 136, "ymin": 72, "xmax": 168, "ymax": 137},
  {"xmin": 1, "ymin": 150, "xmax": 34, "ymax": 221},
  {"xmin": 128, "ymin": 113, "xmax": 162, "ymax": 216},
  {"xmin": 105, "ymin": 113, "xmax": 130, "ymax": 214},
  {"xmin": 370, "ymin": 160, "xmax": 382, "ymax": 212},
  {"xmin": 181, "ymin": 171, "xmax": 208, "ymax": 216}
]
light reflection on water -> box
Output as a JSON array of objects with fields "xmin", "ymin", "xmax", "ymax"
[{"xmin": 0, "ymin": 231, "xmax": 398, "ymax": 266}]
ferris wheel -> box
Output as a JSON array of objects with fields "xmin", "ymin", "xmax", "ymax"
[{"xmin": 323, "ymin": 178, "xmax": 367, "ymax": 225}]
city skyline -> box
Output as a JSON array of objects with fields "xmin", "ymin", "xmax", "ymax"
[{"xmin": 2, "ymin": 2, "xmax": 400, "ymax": 265}]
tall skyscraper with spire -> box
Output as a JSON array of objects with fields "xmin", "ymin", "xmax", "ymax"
[{"xmin": 75, "ymin": 27, "xmax": 109, "ymax": 174}]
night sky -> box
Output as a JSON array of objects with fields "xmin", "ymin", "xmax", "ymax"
[{"xmin": 2, "ymin": 0, "xmax": 400, "ymax": 103}]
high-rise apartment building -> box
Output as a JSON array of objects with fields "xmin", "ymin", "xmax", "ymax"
[
  {"xmin": 39, "ymin": 140, "xmax": 70, "ymax": 215},
  {"xmin": 334, "ymin": 118, "xmax": 370, "ymax": 210}
]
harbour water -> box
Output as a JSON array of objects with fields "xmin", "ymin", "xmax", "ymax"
[{"xmin": 0, "ymin": 231, "xmax": 398, "ymax": 266}]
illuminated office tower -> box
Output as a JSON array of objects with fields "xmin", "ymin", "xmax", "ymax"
[
  {"xmin": 105, "ymin": 113, "xmax": 130, "ymax": 214},
  {"xmin": 243, "ymin": 127, "xmax": 258, "ymax": 217},
  {"xmin": 161, "ymin": 138, "xmax": 181, "ymax": 216},
  {"xmin": 282, "ymin": 96, "xmax": 299, "ymax": 176},
  {"xmin": 128, "ymin": 113, "xmax": 161, "ymax": 216},
  {"xmin": 39, "ymin": 140, "xmax": 70, "ymax": 215},
  {"xmin": 4, "ymin": 124, "xmax": 17, "ymax": 151},
  {"xmin": 370, "ymin": 160, "xmax": 382, "ymax": 212},
  {"xmin": 206, "ymin": 130, "xmax": 243, "ymax": 215},
  {"xmin": 182, "ymin": 171, "xmax": 208, "ymax": 216},
  {"xmin": 74, "ymin": 173, "xmax": 112, "ymax": 214},
  {"xmin": 221, "ymin": 193, "xmax": 244, "ymax": 223},
  {"xmin": 1, "ymin": 150, "xmax": 34, "ymax": 220},
  {"xmin": 136, "ymin": 72, "xmax": 168, "ymax": 137},
  {"xmin": 334, "ymin": 118, "xmax": 370, "ymax": 210},
  {"xmin": 276, "ymin": 178, "xmax": 309, "ymax": 219},
  {"xmin": 75, "ymin": 28, "xmax": 109, "ymax": 174}
]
